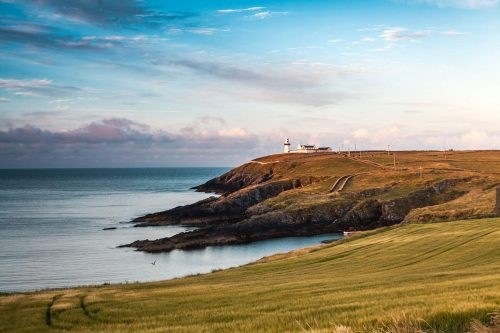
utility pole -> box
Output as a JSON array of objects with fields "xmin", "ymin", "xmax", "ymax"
[
  {"xmin": 419, "ymin": 166, "xmax": 423, "ymax": 179},
  {"xmin": 393, "ymin": 153, "xmax": 396, "ymax": 169},
  {"xmin": 387, "ymin": 145, "xmax": 390, "ymax": 156}
]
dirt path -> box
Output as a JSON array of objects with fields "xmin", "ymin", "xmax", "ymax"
[{"xmin": 329, "ymin": 175, "xmax": 354, "ymax": 193}]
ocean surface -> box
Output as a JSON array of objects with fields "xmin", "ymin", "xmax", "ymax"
[{"xmin": 0, "ymin": 168, "xmax": 341, "ymax": 292}]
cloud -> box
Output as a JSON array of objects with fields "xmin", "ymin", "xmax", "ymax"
[
  {"xmin": 353, "ymin": 126, "xmax": 402, "ymax": 144},
  {"xmin": 423, "ymin": 130, "xmax": 500, "ymax": 149},
  {"xmin": 0, "ymin": 118, "xmax": 156, "ymax": 144},
  {"xmin": 187, "ymin": 28, "xmax": 220, "ymax": 35},
  {"xmin": 441, "ymin": 30, "xmax": 467, "ymax": 36},
  {"xmin": 349, "ymin": 126, "xmax": 500, "ymax": 150},
  {"xmin": 168, "ymin": 27, "xmax": 228, "ymax": 36},
  {"xmin": 250, "ymin": 11, "xmax": 289, "ymax": 19},
  {"xmin": 396, "ymin": 0, "xmax": 499, "ymax": 8},
  {"xmin": 168, "ymin": 58, "xmax": 359, "ymax": 106},
  {"xmin": 0, "ymin": 78, "xmax": 51, "ymax": 90},
  {"xmin": 0, "ymin": 78, "xmax": 81, "ymax": 97},
  {"xmin": 216, "ymin": 7, "xmax": 265, "ymax": 14},
  {"xmin": 215, "ymin": 6, "xmax": 287, "ymax": 20},
  {"xmin": 15, "ymin": 0, "xmax": 194, "ymax": 27},
  {"xmin": 172, "ymin": 58, "xmax": 355, "ymax": 90},
  {"xmin": 361, "ymin": 37, "xmax": 376, "ymax": 42},
  {"xmin": 198, "ymin": 116, "xmax": 226, "ymax": 125},
  {"xmin": 328, "ymin": 38, "xmax": 343, "ymax": 44},
  {"xmin": 0, "ymin": 23, "xmax": 133, "ymax": 51},
  {"xmin": 0, "ymin": 118, "xmax": 265, "ymax": 167},
  {"xmin": 380, "ymin": 27, "xmax": 431, "ymax": 41},
  {"xmin": 0, "ymin": 97, "xmax": 10, "ymax": 103}
]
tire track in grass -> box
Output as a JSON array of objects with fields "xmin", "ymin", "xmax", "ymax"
[
  {"xmin": 79, "ymin": 295, "xmax": 93, "ymax": 320},
  {"xmin": 376, "ymin": 229, "xmax": 497, "ymax": 272},
  {"xmin": 45, "ymin": 294, "xmax": 62, "ymax": 327}
]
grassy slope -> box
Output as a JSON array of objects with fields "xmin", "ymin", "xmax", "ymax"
[
  {"xmin": 1, "ymin": 218, "xmax": 499, "ymax": 333},
  {"xmin": 245, "ymin": 151, "xmax": 498, "ymax": 226}
]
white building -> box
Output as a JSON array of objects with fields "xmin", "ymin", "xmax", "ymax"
[
  {"xmin": 284, "ymin": 138, "xmax": 291, "ymax": 153},
  {"xmin": 283, "ymin": 139, "xmax": 332, "ymax": 154}
]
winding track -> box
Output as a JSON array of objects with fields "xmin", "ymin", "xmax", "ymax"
[{"xmin": 329, "ymin": 175, "xmax": 354, "ymax": 193}]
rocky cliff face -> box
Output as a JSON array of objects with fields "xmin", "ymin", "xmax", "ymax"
[
  {"xmin": 134, "ymin": 176, "xmax": 329, "ymax": 226},
  {"xmin": 192, "ymin": 162, "xmax": 276, "ymax": 194},
  {"xmin": 124, "ymin": 171, "xmax": 476, "ymax": 252}
]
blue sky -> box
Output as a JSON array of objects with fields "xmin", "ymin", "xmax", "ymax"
[{"xmin": 0, "ymin": 0, "xmax": 499, "ymax": 167}]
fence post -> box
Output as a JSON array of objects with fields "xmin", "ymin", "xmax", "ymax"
[{"xmin": 495, "ymin": 187, "xmax": 500, "ymax": 217}]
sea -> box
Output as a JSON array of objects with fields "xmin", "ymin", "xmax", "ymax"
[{"xmin": 0, "ymin": 168, "xmax": 341, "ymax": 292}]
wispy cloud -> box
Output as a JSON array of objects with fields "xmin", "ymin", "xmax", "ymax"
[
  {"xmin": 168, "ymin": 27, "xmax": 228, "ymax": 36},
  {"xmin": 328, "ymin": 38, "xmax": 343, "ymax": 44},
  {"xmin": 0, "ymin": 78, "xmax": 80, "ymax": 97},
  {"xmin": 441, "ymin": 29, "xmax": 467, "ymax": 36},
  {"xmin": 216, "ymin": 7, "xmax": 265, "ymax": 14},
  {"xmin": 361, "ymin": 37, "xmax": 376, "ymax": 42},
  {"xmin": 0, "ymin": 78, "xmax": 51, "ymax": 90},
  {"xmin": 250, "ymin": 11, "xmax": 289, "ymax": 19},
  {"xmin": 395, "ymin": 0, "xmax": 499, "ymax": 8},
  {"xmin": 380, "ymin": 27, "xmax": 431, "ymax": 41},
  {"xmin": 215, "ymin": 6, "xmax": 288, "ymax": 20},
  {"xmin": 0, "ymin": 23, "xmax": 135, "ymax": 51},
  {"xmin": 15, "ymin": 0, "xmax": 194, "ymax": 27},
  {"xmin": 167, "ymin": 58, "xmax": 361, "ymax": 106}
]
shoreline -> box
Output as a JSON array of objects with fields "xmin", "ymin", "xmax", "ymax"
[
  {"xmin": 2, "ymin": 232, "xmax": 342, "ymax": 294},
  {"xmin": 2, "ymin": 218, "xmax": 498, "ymax": 333},
  {"xmin": 124, "ymin": 151, "xmax": 499, "ymax": 253}
]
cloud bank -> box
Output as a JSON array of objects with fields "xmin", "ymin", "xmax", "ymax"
[
  {"xmin": 0, "ymin": 118, "xmax": 263, "ymax": 167},
  {"xmin": 16, "ymin": 0, "xmax": 193, "ymax": 27}
]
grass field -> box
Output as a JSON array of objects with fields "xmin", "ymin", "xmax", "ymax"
[
  {"xmin": 1, "ymin": 217, "xmax": 499, "ymax": 333},
  {"xmin": 251, "ymin": 151, "xmax": 499, "ymax": 222}
]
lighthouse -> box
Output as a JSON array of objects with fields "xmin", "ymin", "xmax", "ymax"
[{"xmin": 284, "ymin": 138, "xmax": 291, "ymax": 153}]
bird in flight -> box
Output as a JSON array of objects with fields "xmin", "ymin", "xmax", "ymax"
[{"xmin": 151, "ymin": 259, "xmax": 157, "ymax": 266}]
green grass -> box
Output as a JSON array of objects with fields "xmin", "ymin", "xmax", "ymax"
[{"xmin": 1, "ymin": 218, "xmax": 499, "ymax": 333}]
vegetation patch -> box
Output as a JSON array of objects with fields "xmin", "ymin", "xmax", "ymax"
[{"xmin": 1, "ymin": 217, "xmax": 499, "ymax": 333}]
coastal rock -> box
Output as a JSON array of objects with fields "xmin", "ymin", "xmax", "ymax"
[
  {"xmin": 124, "ymin": 153, "xmax": 492, "ymax": 253},
  {"xmin": 134, "ymin": 176, "xmax": 327, "ymax": 226},
  {"xmin": 192, "ymin": 162, "xmax": 276, "ymax": 194}
]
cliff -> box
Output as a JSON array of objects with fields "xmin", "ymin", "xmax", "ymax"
[{"xmin": 123, "ymin": 151, "xmax": 500, "ymax": 252}]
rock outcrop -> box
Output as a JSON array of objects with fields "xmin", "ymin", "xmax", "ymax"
[
  {"xmin": 124, "ymin": 173, "xmax": 474, "ymax": 252},
  {"xmin": 192, "ymin": 162, "xmax": 276, "ymax": 194},
  {"xmin": 134, "ymin": 176, "xmax": 328, "ymax": 226}
]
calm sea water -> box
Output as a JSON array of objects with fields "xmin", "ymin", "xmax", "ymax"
[{"xmin": 0, "ymin": 168, "xmax": 341, "ymax": 292}]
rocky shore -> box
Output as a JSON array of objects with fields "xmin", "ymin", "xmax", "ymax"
[{"xmin": 122, "ymin": 152, "xmax": 496, "ymax": 253}]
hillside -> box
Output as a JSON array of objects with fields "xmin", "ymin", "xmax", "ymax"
[
  {"xmin": 1, "ymin": 218, "xmax": 499, "ymax": 333},
  {"xmin": 127, "ymin": 150, "xmax": 500, "ymax": 252}
]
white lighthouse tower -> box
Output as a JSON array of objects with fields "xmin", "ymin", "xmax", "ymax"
[{"xmin": 284, "ymin": 138, "xmax": 291, "ymax": 153}]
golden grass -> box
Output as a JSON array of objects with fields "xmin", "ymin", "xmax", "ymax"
[
  {"xmin": 251, "ymin": 150, "xmax": 499, "ymax": 222},
  {"xmin": 1, "ymin": 218, "xmax": 499, "ymax": 333},
  {"xmin": 469, "ymin": 312, "xmax": 499, "ymax": 333}
]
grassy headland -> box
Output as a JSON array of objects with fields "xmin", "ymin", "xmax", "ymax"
[{"xmin": 129, "ymin": 150, "xmax": 499, "ymax": 252}]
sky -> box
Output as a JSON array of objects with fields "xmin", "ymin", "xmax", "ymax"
[{"xmin": 0, "ymin": 0, "xmax": 499, "ymax": 168}]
